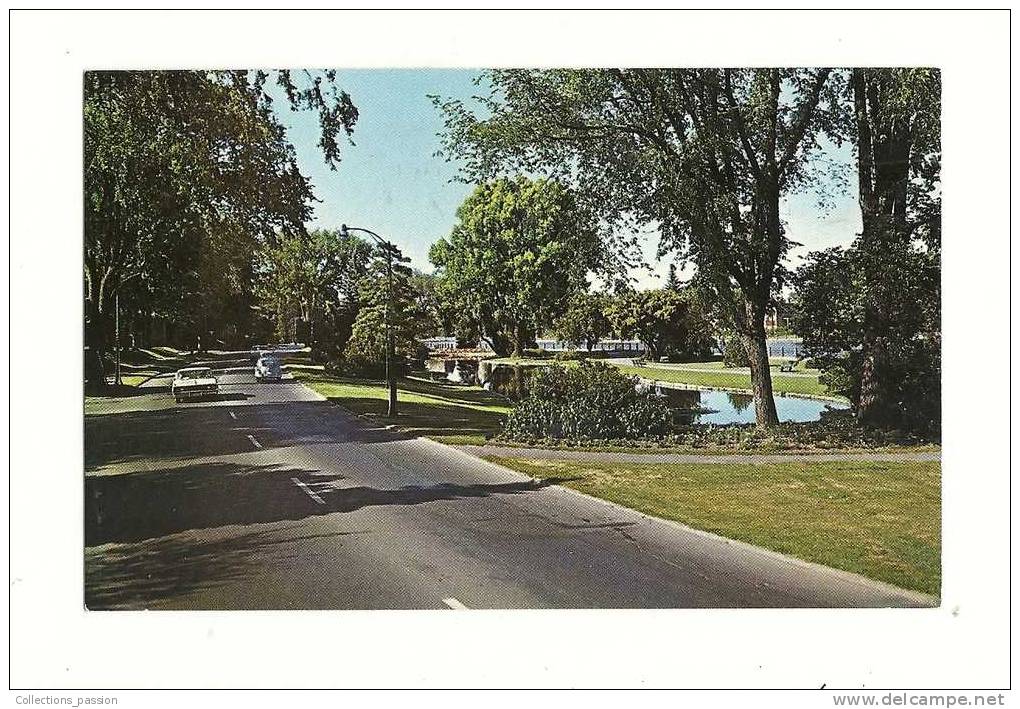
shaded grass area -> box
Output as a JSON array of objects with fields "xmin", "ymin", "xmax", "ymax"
[
  {"xmin": 486, "ymin": 456, "xmax": 941, "ymax": 595},
  {"xmin": 294, "ymin": 370, "xmax": 510, "ymax": 445}
]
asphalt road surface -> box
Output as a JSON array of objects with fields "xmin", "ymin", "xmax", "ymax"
[{"xmin": 85, "ymin": 371, "xmax": 934, "ymax": 609}]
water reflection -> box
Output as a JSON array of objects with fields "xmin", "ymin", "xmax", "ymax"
[
  {"xmin": 426, "ymin": 358, "xmax": 479, "ymax": 385},
  {"xmin": 652, "ymin": 385, "xmax": 845, "ymax": 425},
  {"xmin": 727, "ymin": 391, "xmax": 754, "ymax": 415}
]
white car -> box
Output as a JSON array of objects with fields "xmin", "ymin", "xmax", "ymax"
[
  {"xmin": 172, "ymin": 367, "xmax": 219, "ymax": 403},
  {"xmin": 255, "ymin": 355, "xmax": 283, "ymax": 382}
]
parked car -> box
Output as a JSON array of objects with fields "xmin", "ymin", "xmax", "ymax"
[
  {"xmin": 255, "ymin": 354, "xmax": 283, "ymax": 382},
  {"xmin": 172, "ymin": 367, "xmax": 219, "ymax": 403}
]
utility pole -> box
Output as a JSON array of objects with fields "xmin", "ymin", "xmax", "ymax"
[{"xmin": 115, "ymin": 292, "xmax": 121, "ymax": 386}]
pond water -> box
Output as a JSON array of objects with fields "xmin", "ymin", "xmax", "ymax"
[
  {"xmin": 647, "ymin": 384, "xmax": 846, "ymax": 425},
  {"xmin": 425, "ymin": 358, "xmax": 845, "ymax": 425}
]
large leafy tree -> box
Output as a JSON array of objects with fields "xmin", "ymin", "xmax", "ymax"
[
  {"xmin": 791, "ymin": 243, "xmax": 939, "ymax": 433},
  {"xmin": 255, "ymin": 228, "xmax": 372, "ymax": 359},
  {"xmin": 434, "ymin": 68, "xmax": 842, "ymax": 425},
  {"xmin": 554, "ymin": 292, "xmax": 613, "ymax": 352},
  {"xmin": 850, "ymin": 68, "xmax": 941, "ymax": 424},
  {"xmin": 342, "ymin": 244, "xmax": 436, "ymax": 376},
  {"xmin": 429, "ymin": 177, "xmax": 601, "ymax": 357},
  {"xmin": 793, "ymin": 69, "xmax": 940, "ymax": 430},
  {"xmin": 84, "ymin": 69, "xmax": 357, "ymax": 388},
  {"xmin": 606, "ymin": 288, "xmax": 714, "ymax": 362}
]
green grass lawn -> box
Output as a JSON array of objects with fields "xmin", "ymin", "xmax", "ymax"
[
  {"xmin": 485, "ymin": 456, "xmax": 941, "ymax": 595},
  {"xmin": 672, "ymin": 358, "xmax": 817, "ymax": 373},
  {"xmin": 485, "ymin": 357, "xmax": 837, "ymax": 399},
  {"xmin": 294, "ymin": 370, "xmax": 510, "ymax": 445},
  {"xmin": 618, "ymin": 364, "xmax": 835, "ymax": 398}
]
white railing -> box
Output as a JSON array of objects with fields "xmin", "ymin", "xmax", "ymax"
[{"xmin": 420, "ymin": 337, "xmax": 646, "ymax": 353}]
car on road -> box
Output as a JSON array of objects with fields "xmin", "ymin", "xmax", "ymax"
[
  {"xmin": 254, "ymin": 354, "xmax": 283, "ymax": 382},
  {"xmin": 172, "ymin": 367, "xmax": 219, "ymax": 403}
]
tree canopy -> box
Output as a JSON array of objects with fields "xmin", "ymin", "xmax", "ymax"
[
  {"xmin": 255, "ymin": 228, "xmax": 372, "ymax": 358},
  {"xmin": 606, "ymin": 288, "xmax": 714, "ymax": 362},
  {"xmin": 342, "ymin": 243, "xmax": 436, "ymax": 377},
  {"xmin": 793, "ymin": 68, "xmax": 940, "ymax": 431},
  {"xmin": 429, "ymin": 177, "xmax": 601, "ymax": 357},
  {"xmin": 84, "ymin": 69, "xmax": 358, "ymax": 386},
  {"xmin": 434, "ymin": 68, "xmax": 844, "ymax": 424},
  {"xmin": 553, "ymin": 292, "xmax": 613, "ymax": 352}
]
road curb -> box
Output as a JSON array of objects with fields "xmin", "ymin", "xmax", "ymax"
[
  {"xmin": 452, "ymin": 445, "xmax": 941, "ymax": 465},
  {"xmin": 433, "ymin": 436, "xmax": 939, "ymax": 608}
]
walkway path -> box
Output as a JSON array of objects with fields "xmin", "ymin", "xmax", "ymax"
[{"xmin": 455, "ymin": 444, "xmax": 939, "ymax": 465}]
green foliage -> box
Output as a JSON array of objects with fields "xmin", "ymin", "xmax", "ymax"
[
  {"xmin": 429, "ymin": 177, "xmax": 602, "ymax": 356},
  {"xmin": 83, "ymin": 70, "xmax": 357, "ymax": 384},
  {"xmin": 255, "ymin": 229, "xmax": 372, "ymax": 358},
  {"xmin": 791, "ymin": 68, "xmax": 941, "ymax": 433},
  {"xmin": 791, "ymin": 240, "xmax": 940, "ymax": 433},
  {"xmin": 606, "ymin": 288, "xmax": 714, "ymax": 362},
  {"xmin": 502, "ymin": 361, "xmax": 671, "ymax": 441},
  {"xmin": 434, "ymin": 69, "xmax": 847, "ymax": 424},
  {"xmin": 340, "ymin": 244, "xmax": 437, "ymax": 377},
  {"xmin": 553, "ymin": 292, "xmax": 613, "ymax": 351},
  {"xmin": 496, "ymin": 408, "xmax": 936, "ymax": 452},
  {"xmin": 721, "ymin": 334, "xmax": 749, "ymax": 368}
]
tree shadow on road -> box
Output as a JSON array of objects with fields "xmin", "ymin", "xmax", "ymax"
[
  {"xmin": 86, "ymin": 461, "xmax": 573, "ymax": 546},
  {"xmin": 85, "ymin": 401, "xmax": 410, "ymax": 470},
  {"xmin": 85, "ymin": 524, "xmax": 370, "ymax": 610},
  {"xmin": 85, "ymin": 461, "xmax": 575, "ymax": 608}
]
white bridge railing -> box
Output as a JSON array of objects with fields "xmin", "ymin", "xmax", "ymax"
[{"xmin": 420, "ymin": 337, "xmax": 646, "ymax": 353}]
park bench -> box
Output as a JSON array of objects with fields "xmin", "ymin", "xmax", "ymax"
[{"xmin": 779, "ymin": 361, "xmax": 797, "ymax": 373}]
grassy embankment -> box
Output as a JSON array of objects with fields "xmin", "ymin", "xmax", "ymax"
[
  {"xmin": 486, "ymin": 455, "xmax": 941, "ymax": 595},
  {"xmin": 486, "ymin": 356, "xmax": 838, "ymax": 400},
  {"xmin": 293, "ymin": 368, "xmax": 510, "ymax": 445},
  {"xmin": 293, "ymin": 366, "xmax": 936, "ymax": 454}
]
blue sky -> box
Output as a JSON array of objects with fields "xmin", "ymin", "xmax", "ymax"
[{"xmin": 274, "ymin": 69, "xmax": 861, "ymax": 287}]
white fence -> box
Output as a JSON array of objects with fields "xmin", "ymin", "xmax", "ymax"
[{"xmin": 420, "ymin": 336, "xmax": 646, "ymax": 353}]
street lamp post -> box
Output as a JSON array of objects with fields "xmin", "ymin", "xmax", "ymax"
[
  {"xmin": 115, "ymin": 292, "xmax": 121, "ymax": 386},
  {"xmin": 340, "ymin": 224, "xmax": 398, "ymax": 417}
]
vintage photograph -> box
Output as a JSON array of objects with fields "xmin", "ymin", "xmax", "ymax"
[{"xmin": 83, "ymin": 67, "xmax": 941, "ymax": 610}]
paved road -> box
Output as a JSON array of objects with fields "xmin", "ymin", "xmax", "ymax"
[{"xmin": 84, "ymin": 372, "xmax": 934, "ymax": 609}]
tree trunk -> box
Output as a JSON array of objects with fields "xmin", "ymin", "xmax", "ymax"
[
  {"xmin": 511, "ymin": 324, "xmax": 524, "ymax": 358},
  {"xmin": 857, "ymin": 333, "xmax": 885, "ymax": 425},
  {"xmin": 484, "ymin": 329, "xmax": 512, "ymax": 358},
  {"xmin": 84, "ymin": 296, "xmax": 108, "ymax": 393},
  {"xmin": 852, "ymin": 68, "xmax": 913, "ymax": 428},
  {"xmin": 511, "ymin": 322, "xmax": 534, "ymax": 358},
  {"xmin": 743, "ymin": 303, "xmax": 779, "ymax": 427}
]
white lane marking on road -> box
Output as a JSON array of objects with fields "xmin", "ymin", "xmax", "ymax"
[
  {"xmin": 292, "ymin": 477, "xmax": 326, "ymax": 505},
  {"xmin": 442, "ymin": 597, "xmax": 469, "ymax": 610},
  {"xmin": 247, "ymin": 434, "xmax": 262, "ymax": 449},
  {"xmin": 229, "ymin": 410, "xmax": 237, "ymax": 420}
]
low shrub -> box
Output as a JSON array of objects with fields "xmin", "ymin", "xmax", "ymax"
[
  {"xmin": 496, "ymin": 409, "xmax": 939, "ymax": 451},
  {"xmin": 501, "ymin": 361, "xmax": 671, "ymax": 441},
  {"xmin": 552, "ymin": 350, "xmax": 609, "ymax": 361},
  {"xmin": 521, "ymin": 348, "xmax": 553, "ymax": 360},
  {"xmin": 334, "ymin": 346, "xmax": 411, "ymax": 379}
]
